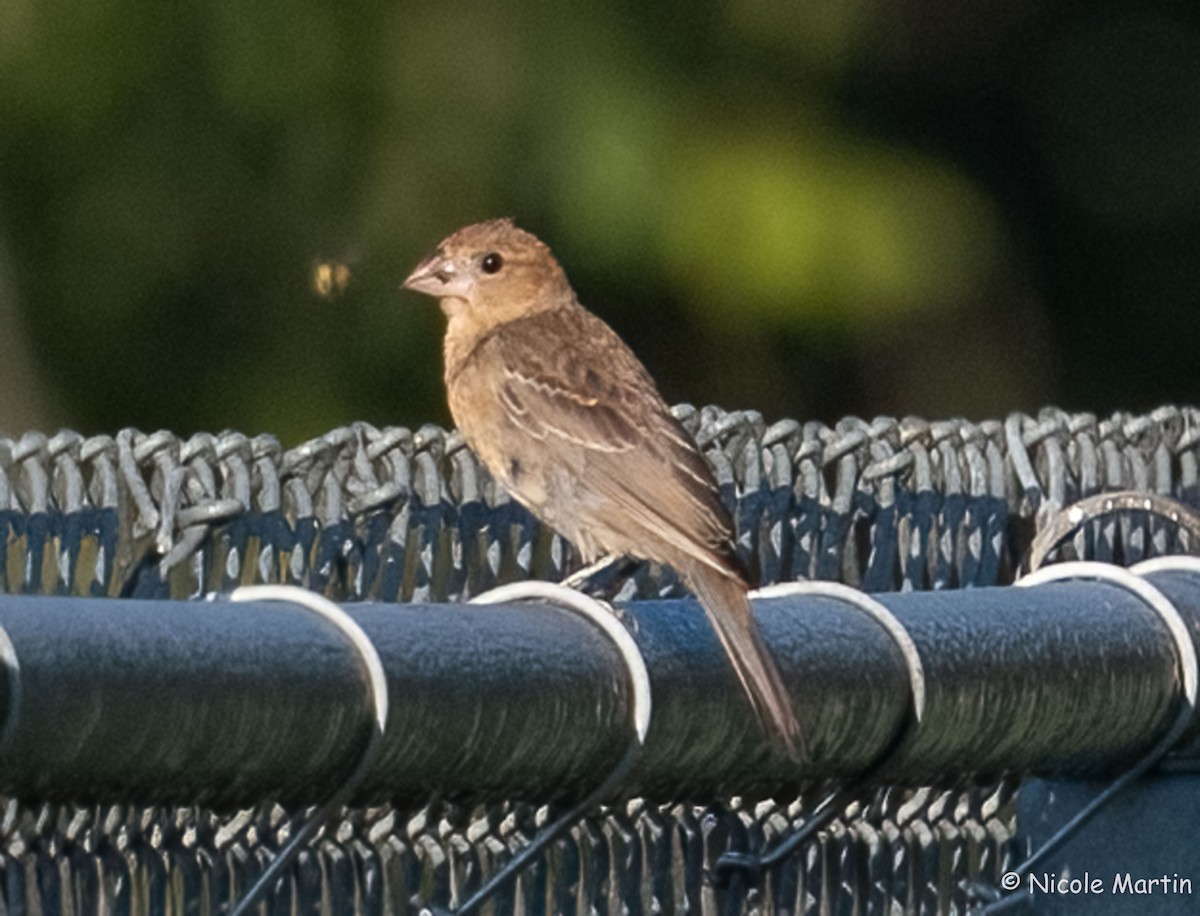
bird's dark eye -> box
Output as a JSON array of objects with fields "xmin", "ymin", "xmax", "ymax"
[{"xmin": 481, "ymin": 252, "xmax": 504, "ymax": 274}]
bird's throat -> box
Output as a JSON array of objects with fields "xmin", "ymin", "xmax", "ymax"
[{"xmin": 439, "ymin": 296, "xmax": 468, "ymax": 319}]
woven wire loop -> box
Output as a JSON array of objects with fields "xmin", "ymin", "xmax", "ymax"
[{"xmin": 3, "ymin": 406, "xmax": 1195, "ymax": 601}]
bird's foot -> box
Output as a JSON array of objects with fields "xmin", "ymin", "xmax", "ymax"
[{"xmin": 560, "ymin": 554, "xmax": 639, "ymax": 600}]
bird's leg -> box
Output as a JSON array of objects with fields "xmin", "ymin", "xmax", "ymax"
[
  {"xmin": 560, "ymin": 554, "xmax": 642, "ymax": 630},
  {"xmin": 560, "ymin": 554, "xmax": 639, "ymax": 596},
  {"xmin": 561, "ymin": 554, "xmax": 619, "ymax": 590}
]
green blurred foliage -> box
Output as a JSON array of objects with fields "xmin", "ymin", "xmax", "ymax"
[{"xmin": 0, "ymin": 1, "xmax": 1198, "ymax": 441}]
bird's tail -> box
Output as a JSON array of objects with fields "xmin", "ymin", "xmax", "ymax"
[{"xmin": 684, "ymin": 566, "xmax": 805, "ymax": 760}]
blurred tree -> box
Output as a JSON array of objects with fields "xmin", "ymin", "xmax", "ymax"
[
  {"xmin": 0, "ymin": 235, "xmax": 66, "ymax": 433},
  {"xmin": 0, "ymin": 1, "xmax": 1197, "ymax": 442}
]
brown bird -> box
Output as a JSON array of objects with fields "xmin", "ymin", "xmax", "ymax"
[{"xmin": 403, "ymin": 219, "xmax": 802, "ymax": 758}]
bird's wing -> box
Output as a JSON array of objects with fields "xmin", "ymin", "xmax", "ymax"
[{"xmin": 488, "ymin": 309, "xmax": 746, "ymax": 583}]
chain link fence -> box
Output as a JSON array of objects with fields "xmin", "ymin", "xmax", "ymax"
[{"xmin": 1, "ymin": 405, "xmax": 1197, "ymax": 913}]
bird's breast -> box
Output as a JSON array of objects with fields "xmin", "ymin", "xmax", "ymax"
[{"xmin": 448, "ymin": 359, "xmax": 548, "ymax": 495}]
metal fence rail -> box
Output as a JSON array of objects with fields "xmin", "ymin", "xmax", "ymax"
[
  {"xmin": 0, "ymin": 405, "xmax": 1196, "ymax": 914},
  {"xmin": 0, "ymin": 578, "xmax": 1192, "ymax": 803}
]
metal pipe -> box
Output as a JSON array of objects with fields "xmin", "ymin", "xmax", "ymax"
[{"xmin": 0, "ymin": 571, "xmax": 1191, "ymax": 807}]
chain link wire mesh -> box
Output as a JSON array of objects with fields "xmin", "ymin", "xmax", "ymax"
[{"xmin": 1, "ymin": 405, "xmax": 1198, "ymax": 913}]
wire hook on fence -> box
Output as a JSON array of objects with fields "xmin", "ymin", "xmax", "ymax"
[
  {"xmin": 969, "ymin": 559, "xmax": 1199, "ymax": 913},
  {"xmin": 714, "ymin": 580, "xmax": 927, "ymax": 879},
  {"xmin": 421, "ymin": 580, "xmax": 652, "ymax": 916},
  {"xmin": 224, "ymin": 585, "xmax": 390, "ymax": 916}
]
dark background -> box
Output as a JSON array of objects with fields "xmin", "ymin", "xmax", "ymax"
[{"xmin": 2, "ymin": 1, "xmax": 1199, "ymax": 443}]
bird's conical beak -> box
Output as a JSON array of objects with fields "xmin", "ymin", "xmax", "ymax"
[{"xmin": 403, "ymin": 252, "xmax": 471, "ymax": 298}]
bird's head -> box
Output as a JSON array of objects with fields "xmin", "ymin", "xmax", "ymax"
[{"xmin": 403, "ymin": 219, "xmax": 572, "ymax": 322}]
